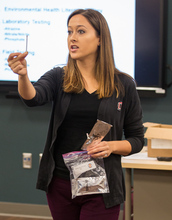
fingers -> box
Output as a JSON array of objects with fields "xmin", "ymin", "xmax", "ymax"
[
  {"xmin": 7, "ymin": 51, "xmax": 28, "ymax": 63},
  {"xmin": 7, "ymin": 52, "xmax": 21, "ymax": 62},
  {"xmin": 12, "ymin": 62, "xmax": 25, "ymax": 74},
  {"xmin": 8, "ymin": 51, "xmax": 28, "ymax": 75},
  {"xmin": 87, "ymin": 141, "xmax": 111, "ymax": 158}
]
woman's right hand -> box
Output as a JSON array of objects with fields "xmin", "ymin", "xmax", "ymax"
[{"xmin": 7, "ymin": 52, "xmax": 28, "ymax": 76}]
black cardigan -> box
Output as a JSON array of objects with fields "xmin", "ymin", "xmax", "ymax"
[{"xmin": 22, "ymin": 67, "xmax": 144, "ymax": 208}]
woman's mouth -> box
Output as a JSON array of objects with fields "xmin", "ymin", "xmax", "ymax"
[{"xmin": 71, "ymin": 45, "xmax": 79, "ymax": 52}]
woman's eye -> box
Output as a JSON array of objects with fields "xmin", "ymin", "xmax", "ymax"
[
  {"xmin": 68, "ymin": 30, "xmax": 72, "ymax": 35},
  {"xmin": 78, "ymin": 30, "xmax": 85, "ymax": 34}
]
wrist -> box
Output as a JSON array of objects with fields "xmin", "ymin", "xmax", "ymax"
[
  {"xmin": 18, "ymin": 73, "xmax": 29, "ymax": 81},
  {"xmin": 108, "ymin": 140, "xmax": 132, "ymax": 156},
  {"xmin": 108, "ymin": 141, "xmax": 117, "ymax": 154}
]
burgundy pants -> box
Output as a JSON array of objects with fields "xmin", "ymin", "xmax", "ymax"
[{"xmin": 46, "ymin": 177, "xmax": 120, "ymax": 220}]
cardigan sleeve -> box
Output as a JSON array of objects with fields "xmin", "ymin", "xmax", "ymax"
[
  {"xmin": 21, "ymin": 67, "xmax": 63, "ymax": 107},
  {"xmin": 123, "ymin": 78, "xmax": 144, "ymax": 154}
]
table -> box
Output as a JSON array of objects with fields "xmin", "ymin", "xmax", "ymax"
[{"xmin": 122, "ymin": 147, "xmax": 172, "ymax": 220}]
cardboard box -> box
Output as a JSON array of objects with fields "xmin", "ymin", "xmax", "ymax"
[{"xmin": 144, "ymin": 122, "xmax": 172, "ymax": 157}]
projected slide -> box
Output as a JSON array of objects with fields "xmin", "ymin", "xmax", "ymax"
[{"xmin": 0, "ymin": 0, "xmax": 135, "ymax": 82}]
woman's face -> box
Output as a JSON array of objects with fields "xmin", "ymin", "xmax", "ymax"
[{"xmin": 67, "ymin": 14, "xmax": 100, "ymax": 62}]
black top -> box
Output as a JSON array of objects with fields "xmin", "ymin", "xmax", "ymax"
[
  {"xmin": 21, "ymin": 67, "xmax": 144, "ymax": 208},
  {"xmin": 53, "ymin": 89, "xmax": 101, "ymax": 179}
]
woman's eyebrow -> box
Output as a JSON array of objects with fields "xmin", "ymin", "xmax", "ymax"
[{"xmin": 68, "ymin": 25, "xmax": 87, "ymax": 29}]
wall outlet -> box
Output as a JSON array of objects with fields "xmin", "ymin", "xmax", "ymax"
[{"xmin": 22, "ymin": 153, "xmax": 32, "ymax": 169}]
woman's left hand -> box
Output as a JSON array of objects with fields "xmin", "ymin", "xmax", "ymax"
[{"xmin": 87, "ymin": 141, "xmax": 112, "ymax": 158}]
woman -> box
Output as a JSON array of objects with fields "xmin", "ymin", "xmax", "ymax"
[{"xmin": 8, "ymin": 9, "xmax": 144, "ymax": 220}]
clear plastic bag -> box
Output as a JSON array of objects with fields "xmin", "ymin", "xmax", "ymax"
[{"xmin": 63, "ymin": 150, "xmax": 109, "ymax": 198}]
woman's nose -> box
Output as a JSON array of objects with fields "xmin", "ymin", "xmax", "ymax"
[{"xmin": 70, "ymin": 32, "xmax": 77, "ymax": 42}]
